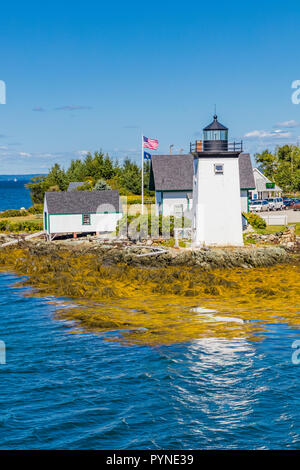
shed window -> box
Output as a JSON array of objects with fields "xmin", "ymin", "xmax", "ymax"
[
  {"xmin": 82, "ymin": 214, "xmax": 91, "ymax": 225},
  {"xmin": 214, "ymin": 164, "xmax": 224, "ymax": 175}
]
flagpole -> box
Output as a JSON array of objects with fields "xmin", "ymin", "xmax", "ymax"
[{"xmin": 141, "ymin": 133, "xmax": 144, "ymax": 215}]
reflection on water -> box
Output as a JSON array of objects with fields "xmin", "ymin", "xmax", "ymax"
[
  {"xmin": 177, "ymin": 339, "xmax": 256, "ymax": 423},
  {"xmin": 192, "ymin": 307, "xmax": 246, "ymax": 324}
]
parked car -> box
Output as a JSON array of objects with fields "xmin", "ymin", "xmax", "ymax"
[
  {"xmin": 291, "ymin": 198, "xmax": 300, "ymax": 207},
  {"xmin": 249, "ymin": 200, "xmax": 270, "ymax": 212},
  {"xmin": 293, "ymin": 201, "xmax": 300, "ymax": 211},
  {"xmin": 266, "ymin": 197, "xmax": 284, "ymax": 210},
  {"xmin": 283, "ymin": 198, "xmax": 293, "ymax": 208}
]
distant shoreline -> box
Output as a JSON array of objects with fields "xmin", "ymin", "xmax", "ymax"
[{"xmin": 0, "ymin": 174, "xmax": 46, "ymax": 179}]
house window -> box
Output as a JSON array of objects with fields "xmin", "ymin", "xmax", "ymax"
[
  {"xmin": 214, "ymin": 163, "xmax": 224, "ymax": 175},
  {"xmin": 82, "ymin": 214, "xmax": 91, "ymax": 225}
]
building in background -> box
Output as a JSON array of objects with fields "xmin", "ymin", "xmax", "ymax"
[
  {"xmin": 67, "ymin": 182, "xmax": 84, "ymax": 191},
  {"xmin": 149, "ymin": 154, "xmax": 193, "ymax": 218},
  {"xmin": 149, "ymin": 152, "xmax": 254, "ymax": 218},
  {"xmin": 250, "ymin": 168, "xmax": 282, "ymax": 200},
  {"xmin": 239, "ymin": 155, "xmax": 256, "ymax": 212}
]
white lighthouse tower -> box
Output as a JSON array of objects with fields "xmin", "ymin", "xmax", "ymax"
[{"xmin": 191, "ymin": 115, "xmax": 244, "ymax": 246}]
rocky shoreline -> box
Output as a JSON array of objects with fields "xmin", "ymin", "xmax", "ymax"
[
  {"xmin": 0, "ymin": 234, "xmax": 293, "ymax": 269},
  {"xmin": 0, "ymin": 235, "xmax": 298, "ymax": 344}
]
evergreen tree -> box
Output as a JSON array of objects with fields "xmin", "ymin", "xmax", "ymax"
[
  {"xmin": 27, "ymin": 151, "xmax": 144, "ymax": 202},
  {"xmin": 119, "ymin": 158, "xmax": 142, "ymax": 194}
]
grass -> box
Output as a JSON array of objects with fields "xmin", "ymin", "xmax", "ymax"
[
  {"xmin": 0, "ymin": 214, "xmax": 43, "ymax": 233},
  {"xmin": 1, "ymin": 214, "xmax": 42, "ymax": 223},
  {"xmin": 256, "ymin": 222, "xmax": 300, "ymax": 236}
]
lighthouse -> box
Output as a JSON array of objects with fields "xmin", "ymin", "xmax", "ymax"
[{"xmin": 191, "ymin": 115, "xmax": 244, "ymax": 246}]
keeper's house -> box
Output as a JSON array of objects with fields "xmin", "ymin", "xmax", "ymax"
[
  {"xmin": 149, "ymin": 153, "xmax": 255, "ymax": 217},
  {"xmin": 43, "ymin": 190, "xmax": 122, "ymax": 239}
]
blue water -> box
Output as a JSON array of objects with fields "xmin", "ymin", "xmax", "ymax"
[
  {"xmin": 0, "ymin": 176, "xmax": 38, "ymax": 211},
  {"xmin": 0, "ymin": 273, "xmax": 299, "ymax": 450},
  {"xmin": 0, "ymin": 178, "xmax": 299, "ymax": 449}
]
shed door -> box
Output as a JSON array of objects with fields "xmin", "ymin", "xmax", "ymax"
[{"xmin": 44, "ymin": 212, "xmax": 47, "ymax": 230}]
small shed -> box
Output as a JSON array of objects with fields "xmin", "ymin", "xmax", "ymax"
[{"xmin": 44, "ymin": 190, "xmax": 122, "ymax": 239}]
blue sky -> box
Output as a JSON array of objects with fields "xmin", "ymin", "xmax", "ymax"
[{"xmin": 0, "ymin": 0, "xmax": 300, "ymax": 173}]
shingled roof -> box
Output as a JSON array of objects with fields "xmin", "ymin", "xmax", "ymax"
[
  {"xmin": 45, "ymin": 190, "xmax": 121, "ymax": 214},
  {"xmin": 150, "ymin": 154, "xmax": 194, "ymax": 191},
  {"xmin": 67, "ymin": 182, "xmax": 84, "ymax": 191},
  {"xmin": 238, "ymin": 153, "xmax": 255, "ymax": 189},
  {"xmin": 203, "ymin": 114, "xmax": 228, "ymax": 131},
  {"xmin": 150, "ymin": 153, "xmax": 254, "ymax": 191}
]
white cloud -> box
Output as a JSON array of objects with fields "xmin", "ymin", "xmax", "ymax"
[
  {"xmin": 244, "ymin": 129, "xmax": 292, "ymax": 139},
  {"xmin": 275, "ymin": 120, "xmax": 300, "ymax": 128},
  {"xmin": 76, "ymin": 150, "xmax": 90, "ymax": 156},
  {"xmin": 32, "ymin": 106, "xmax": 46, "ymax": 112},
  {"xmin": 39, "ymin": 153, "xmax": 56, "ymax": 158},
  {"xmin": 19, "ymin": 152, "xmax": 32, "ymax": 157},
  {"xmin": 55, "ymin": 105, "xmax": 92, "ymax": 111}
]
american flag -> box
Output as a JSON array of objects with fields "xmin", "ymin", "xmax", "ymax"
[{"xmin": 143, "ymin": 136, "xmax": 158, "ymax": 150}]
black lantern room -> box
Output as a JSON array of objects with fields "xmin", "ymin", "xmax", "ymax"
[
  {"xmin": 190, "ymin": 114, "xmax": 243, "ymax": 154},
  {"xmin": 203, "ymin": 115, "xmax": 228, "ymax": 151}
]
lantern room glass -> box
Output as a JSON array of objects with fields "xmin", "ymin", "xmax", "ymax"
[{"xmin": 204, "ymin": 130, "xmax": 228, "ymax": 141}]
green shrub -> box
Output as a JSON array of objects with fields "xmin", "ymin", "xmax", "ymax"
[
  {"xmin": 117, "ymin": 213, "xmax": 191, "ymax": 238},
  {"xmin": 27, "ymin": 204, "xmax": 43, "ymax": 214},
  {"xmin": 243, "ymin": 212, "xmax": 267, "ymax": 229},
  {"xmin": 0, "ymin": 220, "xmax": 43, "ymax": 233},
  {"xmin": 94, "ymin": 179, "xmax": 112, "ymax": 191},
  {"xmin": 0, "ymin": 209, "xmax": 28, "ymax": 218},
  {"xmin": 76, "ymin": 181, "xmax": 93, "ymax": 191},
  {"xmin": 124, "ymin": 195, "xmax": 155, "ymax": 205},
  {"xmin": 0, "ymin": 220, "xmax": 9, "ymax": 231}
]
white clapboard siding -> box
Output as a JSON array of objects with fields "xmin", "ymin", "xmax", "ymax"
[{"xmin": 47, "ymin": 213, "xmax": 122, "ymax": 234}]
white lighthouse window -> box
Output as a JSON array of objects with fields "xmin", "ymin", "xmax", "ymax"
[{"xmin": 214, "ymin": 164, "xmax": 224, "ymax": 175}]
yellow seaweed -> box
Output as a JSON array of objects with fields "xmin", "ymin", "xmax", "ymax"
[{"xmin": 0, "ymin": 246, "xmax": 299, "ymax": 345}]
